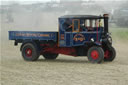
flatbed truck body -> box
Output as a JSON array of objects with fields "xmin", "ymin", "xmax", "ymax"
[
  {"xmin": 9, "ymin": 31, "xmax": 58, "ymax": 41},
  {"xmin": 8, "ymin": 14, "xmax": 116, "ymax": 63}
]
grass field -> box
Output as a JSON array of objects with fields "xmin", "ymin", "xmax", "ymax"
[
  {"xmin": 1, "ymin": 26, "xmax": 128, "ymax": 85},
  {"xmin": 110, "ymin": 27, "xmax": 128, "ymax": 41}
]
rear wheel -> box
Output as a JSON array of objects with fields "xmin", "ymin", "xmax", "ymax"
[
  {"xmin": 21, "ymin": 43, "xmax": 39, "ymax": 61},
  {"xmin": 87, "ymin": 46, "xmax": 104, "ymax": 63},
  {"xmin": 104, "ymin": 46, "xmax": 116, "ymax": 61},
  {"xmin": 43, "ymin": 53, "xmax": 58, "ymax": 60}
]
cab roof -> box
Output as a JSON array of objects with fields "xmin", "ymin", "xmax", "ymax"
[{"xmin": 59, "ymin": 15, "xmax": 104, "ymax": 19}]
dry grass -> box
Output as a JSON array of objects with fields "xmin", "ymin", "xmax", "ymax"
[
  {"xmin": 1, "ymin": 38, "xmax": 128, "ymax": 85},
  {"xmin": 0, "ymin": 14, "xmax": 128, "ymax": 85}
]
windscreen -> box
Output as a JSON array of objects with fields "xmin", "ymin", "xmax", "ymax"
[{"xmin": 80, "ymin": 19, "xmax": 104, "ymax": 31}]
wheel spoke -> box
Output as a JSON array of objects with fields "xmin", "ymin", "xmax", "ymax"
[
  {"xmin": 25, "ymin": 48, "xmax": 32, "ymax": 57},
  {"xmin": 91, "ymin": 50, "xmax": 99, "ymax": 60}
]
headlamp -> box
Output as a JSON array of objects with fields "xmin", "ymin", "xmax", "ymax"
[{"xmin": 108, "ymin": 37, "xmax": 112, "ymax": 43}]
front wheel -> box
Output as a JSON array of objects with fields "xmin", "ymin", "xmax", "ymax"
[
  {"xmin": 42, "ymin": 53, "xmax": 58, "ymax": 60},
  {"xmin": 87, "ymin": 46, "xmax": 104, "ymax": 63},
  {"xmin": 104, "ymin": 46, "xmax": 116, "ymax": 61}
]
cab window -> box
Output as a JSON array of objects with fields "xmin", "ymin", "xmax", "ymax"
[{"xmin": 73, "ymin": 19, "xmax": 80, "ymax": 32}]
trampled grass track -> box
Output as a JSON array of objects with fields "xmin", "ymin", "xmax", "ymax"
[{"xmin": 1, "ymin": 29, "xmax": 128, "ymax": 85}]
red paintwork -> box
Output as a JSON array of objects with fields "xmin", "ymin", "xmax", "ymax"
[
  {"xmin": 40, "ymin": 44, "xmax": 50, "ymax": 47},
  {"xmin": 25, "ymin": 48, "xmax": 32, "ymax": 57},
  {"xmin": 91, "ymin": 50, "xmax": 99, "ymax": 60},
  {"xmin": 41, "ymin": 44, "xmax": 76, "ymax": 56},
  {"xmin": 104, "ymin": 50, "xmax": 110, "ymax": 59},
  {"xmin": 96, "ymin": 22, "xmax": 99, "ymax": 42}
]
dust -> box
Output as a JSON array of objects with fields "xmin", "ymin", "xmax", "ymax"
[
  {"xmin": 1, "ymin": 40, "xmax": 128, "ymax": 85},
  {"xmin": 1, "ymin": 20, "xmax": 128, "ymax": 85},
  {"xmin": 1, "ymin": 1, "xmax": 128, "ymax": 84}
]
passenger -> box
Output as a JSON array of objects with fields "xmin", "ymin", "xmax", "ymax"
[{"xmin": 80, "ymin": 23, "xmax": 87, "ymax": 31}]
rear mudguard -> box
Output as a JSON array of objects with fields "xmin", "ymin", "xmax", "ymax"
[{"xmin": 20, "ymin": 40, "xmax": 39, "ymax": 51}]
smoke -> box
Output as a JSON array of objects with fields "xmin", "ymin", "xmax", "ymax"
[{"xmin": 0, "ymin": 0, "xmax": 128, "ymax": 36}]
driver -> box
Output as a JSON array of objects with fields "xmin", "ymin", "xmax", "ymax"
[{"xmin": 63, "ymin": 19, "xmax": 72, "ymax": 32}]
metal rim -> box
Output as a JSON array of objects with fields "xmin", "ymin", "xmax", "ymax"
[
  {"xmin": 91, "ymin": 50, "xmax": 99, "ymax": 60},
  {"xmin": 25, "ymin": 48, "xmax": 32, "ymax": 57},
  {"xmin": 104, "ymin": 50, "xmax": 111, "ymax": 59}
]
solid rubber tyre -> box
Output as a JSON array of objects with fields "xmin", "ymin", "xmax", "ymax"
[
  {"xmin": 104, "ymin": 46, "xmax": 116, "ymax": 62},
  {"xmin": 21, "ymin": 43, "xmax": 39, "ymax": 61},
  {"xmin": 43, "ymin": 53, "xmax": 58, "ymax": 60},
  {"xmin": 87, "ymin": 46, "xmax": 104, "ymax": 63}
]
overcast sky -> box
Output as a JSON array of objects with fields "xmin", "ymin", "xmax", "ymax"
[
  {"xmin": 1, "ymin": 0, "xmax": 56, "ymax": 2},
  {"xmin": 0, "ymin": 0, "xmax": 127, "ymax": 5}
]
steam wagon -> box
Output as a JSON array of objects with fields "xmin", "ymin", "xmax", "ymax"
[{"xmin": 9, "ymin": 14, "xmax": 116, "ymax": 63}]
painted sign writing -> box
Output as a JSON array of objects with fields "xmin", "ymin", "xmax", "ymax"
[
  {"xmin": 60, "ymin": 34, "xmax": 64, "ymax": 40},
  {"xmin": 15, "ymin": 33, "xmax": 50, "ymax": 37},
  {"xmin": 73, "ymin": 34, "xmax": 85, "ymax": 42}
]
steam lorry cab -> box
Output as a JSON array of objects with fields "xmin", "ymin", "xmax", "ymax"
[{"xmin": 9, "ymin": 14, "xmax": 116, "ymax": 63}]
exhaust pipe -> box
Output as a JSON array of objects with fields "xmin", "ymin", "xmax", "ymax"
[{"xmin": 103, "ymin": 14, "xmax": 109, "ymax": 34}]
